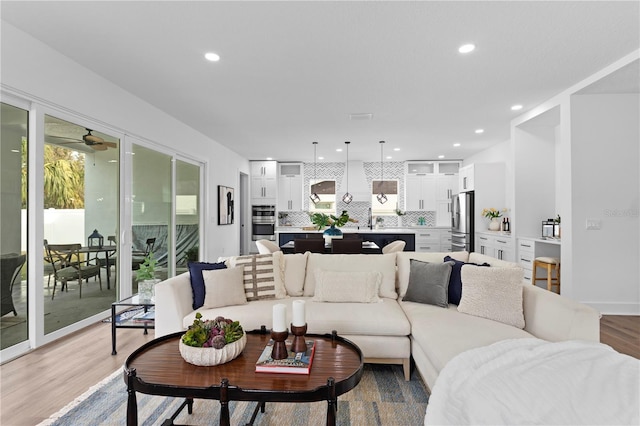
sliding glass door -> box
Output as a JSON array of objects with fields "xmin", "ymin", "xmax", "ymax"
[
  {"xmin": 0, "ymin": 102, "xmax": 29, "ymax": 350},
  {"xmin": 175, "ymin": 159, "xmax": 201, "ymax": 272},
  {"xmin": 43, "ymin": 114, "xmax": 120, "ymax": 335}
]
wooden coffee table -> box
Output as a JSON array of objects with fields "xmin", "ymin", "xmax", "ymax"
[{"xmin": 123, "ymin": 329, "xmax": 364, "ymax": 426}]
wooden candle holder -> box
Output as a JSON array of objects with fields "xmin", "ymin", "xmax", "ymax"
[
  {"xmin": 270, "ymin": 330, "xmax": 289, "ymax": 360},
  {"xmin": 290, "ymin": 323, "xmax": 308, "ymax": 353}
]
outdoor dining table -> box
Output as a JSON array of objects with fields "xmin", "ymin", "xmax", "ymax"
[{"xmin": 79, "ymin": 246, "xmax": 116, "ymax": 289}]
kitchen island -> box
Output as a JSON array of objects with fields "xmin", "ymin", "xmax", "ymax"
[{"xmin": 275, "ymin": 226, "xmax": 452, "ymax": 253}]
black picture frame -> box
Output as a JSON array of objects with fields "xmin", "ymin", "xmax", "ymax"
[{"xmin": 218, "ymin": 185, "xmax": 234, "ymax": 225}]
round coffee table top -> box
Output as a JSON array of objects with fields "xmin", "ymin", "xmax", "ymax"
[{"xmin": 124, "ymin": 330, "xmax": 363, "ymax": 402}]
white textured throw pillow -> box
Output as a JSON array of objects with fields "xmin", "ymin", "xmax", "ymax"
[
  {"xmin": 457, "ymin": 265, "xmax": 525, "ymax": 329},
  {"xmin": 202, "ymin": 266, "xmax": 248, "ymax": 309},
  {"xmin": 312, "ymin": 270, "xmax": 382, "ymax": 303}
]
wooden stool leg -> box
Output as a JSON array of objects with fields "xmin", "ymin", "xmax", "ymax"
[{"xmin": 547, "ymin": 264, "xmax": 553, "ymax": 291}]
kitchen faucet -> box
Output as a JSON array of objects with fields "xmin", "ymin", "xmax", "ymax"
[{"xmin": 367, "ymin": 207, "xmax": 372, "ymax": 230}]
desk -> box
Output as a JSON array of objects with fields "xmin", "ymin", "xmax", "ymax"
[
  {"xmin": 517, "ymin": 237, "xmax": 561, "ymax": 284},
  {"xmin": 80, "ymin": 246, "xmax": 116, "ymax": 289},
  {"xmin": 280, "ymin": 241, "xmax": 380, "ymax": 254}
]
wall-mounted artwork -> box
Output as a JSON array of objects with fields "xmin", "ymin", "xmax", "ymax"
[{"xmin": 218, "ymin": 185, "xmax": 234, "ymax": 225}]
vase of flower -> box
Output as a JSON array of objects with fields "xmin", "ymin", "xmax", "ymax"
[
  {"xmin": 489, "ymin": 217, "xmax": 501, "ymax": 231},
  {"xmin": 323, "ymin": 224, "xmax": 343, "ymax": 245}
]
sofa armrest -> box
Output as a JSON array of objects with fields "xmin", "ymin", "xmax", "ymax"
[
  {"xmin": 522, "ymin": 284, "xmax": 600, "ymax": 342},
  {"xmin": 155, "ymin": 272, "xmax": 193, "ymax": 337}
]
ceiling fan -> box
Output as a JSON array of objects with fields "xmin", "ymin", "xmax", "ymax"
[{"xmin": 50, "ymin": 128, "xmax": 117, "ymax": 151}]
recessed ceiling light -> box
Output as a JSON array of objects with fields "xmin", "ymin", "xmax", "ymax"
[
  {"xmin": 438, "ymin": 155, "xmax": 445, "ymax": 159},
  {"xmin": 458, "ymin": 44, "xmax": 476, "ymax": 54},
  {"xmin": 266, "ymin": 157, "xmax": 273, "ymax": 160},
  {"xmin": 336, "ymin": 148, "xmax": 343, "ymax": 152},
  {"xmin": 386, "ymin": 156, "xmax": 392, "ymax": 160},
  {"xmin": 108, "ymin": 159, "xmax": 118, "ymax": 163},
  {"xmin": 511, "ymin": 104, "xmax": 523, "ymax": 111},
  {"xmin": 318, "ymin": 156, "xmax": 324, "ymax": 160},
  {"xmin": 11, "ymin": 149, "xmax": 19, "ymax": 153},
  {"xmin": 475, "ymin": 129, "xmax": 484, "ymax": 134},
  {"xmin": 453, "ymin": 143, "xmax": 461, "ymax": 147},
  {"xmin": 204, "ymin": 52, "xmax": 220, "ymax": 62},
  {"xmin": 393, "ymin": 148, "xmax": 400, "ymax": 152},
  {"xmin": 349, "ymin": 113, "xmax": 373, "ymax": 120}
]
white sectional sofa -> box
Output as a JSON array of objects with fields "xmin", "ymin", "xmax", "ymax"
[{"xmin": 155, "ymin": 251, "xmax": 600, "ymax": 391}]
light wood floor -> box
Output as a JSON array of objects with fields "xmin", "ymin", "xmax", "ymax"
[{"xmin": 1, "ymin": 316, "xmax": 638, "ymax": 426}]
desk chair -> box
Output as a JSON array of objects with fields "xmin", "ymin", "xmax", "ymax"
[
  {"xmin": 382, "ymin": 240, "xmax": 406, "ymax": 254},
  {"xmin": 294, "ymin": 239, "xmax": 325, "ymax": 254},
  {"xmin": 256, "ymin": 239, "xmax": 280, "ymax": 254},
  {"xmin": 331, "ymin": 238, "xmax": 363, "ymax": 254},
  {"xmin": 46, "ymin": 243, "xmax": 102, "ymax": 299},
  {"xmin": 1, "ymin": 253, "xmax": 26, "ymax": 316}
]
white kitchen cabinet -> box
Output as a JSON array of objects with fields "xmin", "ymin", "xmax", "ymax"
[
  {"xmin": 414, "ymin": 229, "xmax": 443, "ymax": 252},
  {"xmin": 459, "ymin": 164, "xmax": 475, "ymax": 192},
  {"xmin": 435, "ymin": 174, "xmax": 457, "ymax": 226},
  {"xmin": 405, "ymin": 175, "xmax": 436, "ymax": 211},
  {"xmin": 277, "ymin": 163, "xmax": 303, "ymax": 211},
  {"xmin": 250, "ymin": 160, "xmax": 277, "ymax": 204},
  {"xmin": 517, "ymin": 238, "xmax": 535, "ymax": 283},
  {"xmin": 440, "ymin": 229, "xmax": 453, "ymax": 252},
  {"xmin": 475, "ymin": 231, "xmax": 515, "ymax": 262}
]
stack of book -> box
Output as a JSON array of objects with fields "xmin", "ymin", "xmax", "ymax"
[
  {"xmin": 131, "ymin": 310, "xmax": 155, "ymax": 323},
  {"xmin": 255, "ymin": 339, "xmax": 316, "ymax": 374}
]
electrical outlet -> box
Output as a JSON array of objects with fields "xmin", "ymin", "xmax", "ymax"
[{"xmin": 586, "ymin": 219, "xmax": 601, "ymax": 230}]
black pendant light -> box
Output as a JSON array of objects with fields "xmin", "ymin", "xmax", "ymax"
[
  {"xmin": 309, "ymin": 142, "xmax": 320, "ymax": 204},
  {"xmin": 342, "ymin": 141, "xmax": 353, "ymax": 204},
  {"xmin": 376, "ymin": 141, "xmax": 387, "ymax": 204}
]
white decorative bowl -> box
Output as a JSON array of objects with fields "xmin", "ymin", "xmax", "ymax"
[{"xmin": 179, "ymin": 332, "xmax": 247, "ymax": 366}]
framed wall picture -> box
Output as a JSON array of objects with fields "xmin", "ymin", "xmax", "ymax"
[{"xmin": 218, "ymin": 185, "xmax": 234, "ymax": 225}]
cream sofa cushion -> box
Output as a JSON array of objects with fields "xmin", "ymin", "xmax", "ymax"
[
  {"xmin": 396, "ymin": 251, "xmax": 469, "ymax": 298},
  {"xmin": 272, "ymin": 252, "xmax": 308, "ymax": 296},
  {"xmin": 303, "ymin": 253, "xmax": 397, "ymax": 298},
  {"xmin": 313, "ymin": 270, "xmax": 381, "ymax": 303},
  {"xmin": 401, "ymin": 301, "xmax": 532, "ymax": 375}
]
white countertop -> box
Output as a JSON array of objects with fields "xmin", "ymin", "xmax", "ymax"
[
  {"xmin": 518, "ymin": 236, "xmax": 562, "ymax": 245},
  {"xmin": 276, "ymin": 226, "xmax": 450, "ymax": 234}
]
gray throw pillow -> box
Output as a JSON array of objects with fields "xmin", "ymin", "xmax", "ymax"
[{"xmin": 403, "ymin": 260, "xmax": 455, "ymax": 307}]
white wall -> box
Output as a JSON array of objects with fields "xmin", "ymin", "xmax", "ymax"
[
  {"xmin": 463, "ymin": 139, "xmax": 513, "ymax": 211},
  {"xmin": 570, "ymin": 94, "xmax": 639, "ymax": 314},
  {"xmin": 1, "ymin": 22, "xmax": 250, "ymax": 261}
]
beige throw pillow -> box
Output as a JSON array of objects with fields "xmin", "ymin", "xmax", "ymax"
[
  {"xmin": 202, "ymin": 266, "xmax": 247, "ymax": 309},
  {"xmin": 312, "ymin": 270, "xmax": 382, "ymax": 303},
  {"xmin": 457, "ymin": 265, "xmax": 525, "ymax": 329}
]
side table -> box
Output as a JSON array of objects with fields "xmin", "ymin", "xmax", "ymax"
[{"xmin": 111, "ymin": 295, "xmax": 154, "ymax": 355}]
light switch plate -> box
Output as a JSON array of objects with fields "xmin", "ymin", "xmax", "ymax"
[{"xmin": 586, "ymin": 219, "xmax": 601, "ymax": 230}]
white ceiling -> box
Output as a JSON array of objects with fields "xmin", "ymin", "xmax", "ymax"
[{"xmin": 2, "ymin": 1, "xmax": 638, "ymax": 162}]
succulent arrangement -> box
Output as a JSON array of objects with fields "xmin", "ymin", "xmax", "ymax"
[{"xmin": 181, "ymin": 312, "xmax": 244, "ymax": 349}]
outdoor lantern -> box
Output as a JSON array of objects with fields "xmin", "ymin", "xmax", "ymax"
[{"xmin": 88, "ymin": 229, "xmax": 104, "ymax": 248}]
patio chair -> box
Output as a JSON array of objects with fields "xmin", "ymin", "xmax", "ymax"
[
  {"xmin": 1, "ymin": 253, "xmax": 26, "ymax": 317},
  {"xmin": 132, "ymin": 238, "xmax": 156, "ymax": 270},
  {"xmin": 46, "ymin": 243, "xmax": 102, "ymax": 299}
]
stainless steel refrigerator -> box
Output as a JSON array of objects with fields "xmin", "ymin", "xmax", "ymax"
[{"xmin": 451, "ymin": 191, "xmax": 474, "ymax": 252}]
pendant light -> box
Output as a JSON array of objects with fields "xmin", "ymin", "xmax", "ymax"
[
  {"xmin": 376, "ymin": 140, "xmax": 388, "ymax": 204},
  {"xmin": 342, "ymin": 141, "xmax": 353, "ymax": 204},
  {"xmin": 309, "ymin": 142, "xmax": 320, "ymax": 204}
]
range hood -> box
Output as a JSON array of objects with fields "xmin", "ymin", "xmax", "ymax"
[{"xmin": 339, "ymin": 161, "xmax": 371, "ymax": 203}]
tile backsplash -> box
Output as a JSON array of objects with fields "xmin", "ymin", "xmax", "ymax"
[{"xmin": 278, "ymin": 160, "xmax": 438, "ymax": 228}]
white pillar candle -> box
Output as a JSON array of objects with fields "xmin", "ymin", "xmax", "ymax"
[
  {"xmin": 272, "ymin": 303, "xmax": 287, "ymax": 332},
  {"xmin": 292, "ymin": 300, "xmax": 306, "ymax": 326}
]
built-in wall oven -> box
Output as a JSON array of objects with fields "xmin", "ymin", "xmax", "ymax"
[{"xmin": 252, "ymin": 205, "xmax": 276, "ymax": 241}]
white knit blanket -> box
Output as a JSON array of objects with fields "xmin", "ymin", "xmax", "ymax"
[{"xmin": 425, "ymin": 338, "xmax": 640, "ymax": 425}]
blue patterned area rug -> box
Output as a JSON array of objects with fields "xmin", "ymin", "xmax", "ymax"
[{"xmin": 39, "ymin": 364, "xmax": 428, "ymax": 425}]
